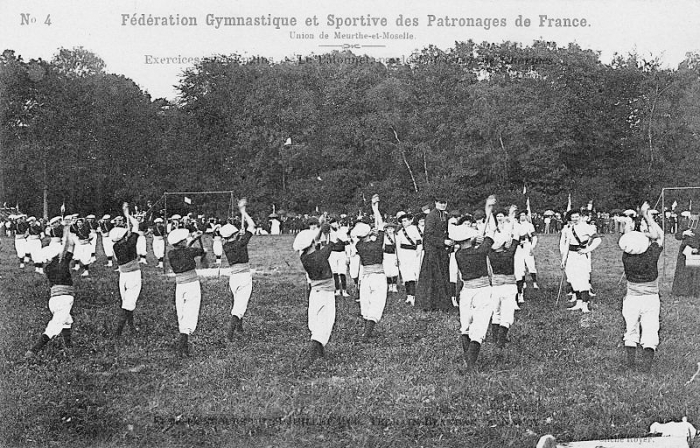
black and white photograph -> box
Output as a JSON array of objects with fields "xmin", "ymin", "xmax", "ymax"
[{"xmin": 1, "ymin": 0, "xmax": 700, "ymax": 446}]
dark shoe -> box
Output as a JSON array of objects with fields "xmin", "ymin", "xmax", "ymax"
[
  {"xmin": 114, "ymin": 309, "xmax": 128, "ymax": 338},
  {"xmin": 61, "ymin": 328, "xmax": 72, "ymax": 348},
  {"xmin": 228, "ymin": 316, "xmax": 240, "ymax": 341},
  {"xmin": 303, "ymin": 340, "xmax": 323, "ymax": 368},
  {"xmin": 27, "ymin": 334, "xmax": 50, "ymax": 358},
  {"xmin": 640, "ymin": 347, "xmax": 654, "ymax": 373},
  {"xmin": 126, "ymin": 311, "xmax": 138, "ymax": 334},
  {"xmin": 178, "ymin": 333, "xmax": 190, "ymax": 357},
  {"xmin": 465, "ymin": 341, "xmax": 481, "ymax": 372},
  {"xmin": 625, "ymin": 346, "xmax": 636, "ymax": 369},
  {"xmin": 490, "ymin": 324, "xmax": 500, "ymax": 343},
  {"xmin": 460, "ymin": 334, "xmax": 471, "ymax": 360},
  {"xmin": 496, "ymin": 326, "xmax": 509, "ymax": 349},
  {"xmin": 361, "ymin": 320, "xmax": 376, "ymax": 342}
]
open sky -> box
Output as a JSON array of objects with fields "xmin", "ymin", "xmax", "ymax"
[{"xmin": 1, "ymin": 0, "xmax": 699, "ymax": 100}]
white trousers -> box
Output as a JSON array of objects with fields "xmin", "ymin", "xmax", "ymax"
[
  {"xmin": 175, "ymin": 281, "xmax": 201, "ymax": 335},
  {"xmin": 565, "ymin": 252, "xmax": 590, "ymax": 291},
  {"xmin": 622, "ymin": 294, "xmax": 660, "ymax": 350},
  {"xmin": 514, "ymin": 246, "xmax": 537, "ymax": 280},
  {"xmin": 153, "ymin": 237, "xmax": 165, "ymax": 259},
  {"xmin": 102, "ymin": 235, "xmax": 114, "ymax": 258},
  {"xmin": 75, "ymin": 243, "xmax": 92, "ymax": 265},
  {"xmin": 449, "ymin": 252, "xmax": 458, "ymax": 283},
  {"xmin": 383, "ymin": 254, "xmax": 399, "ymax": 278},
  {"xmin": 360, "ymin": 272, "xmax": 387, "ymax": 322},
  {"xmin": 459, "ymin": 286, "xmax": 493, "ymax": 344},
  {"xmin": 229, "ymin": 271, "xmax": 253, "ymax": 318},
  {"xmin": 397, "ymin": 250, "xmax": 420, "ymax": 282},
  {"xmin": 45, "ymin": 294, "xmax": 74, "ymax": 338},
  {"xmin": 349, "ymin": 254, "xmax": 361, "ymax": 279},
  {"xmin": 25, "ymin": 239, "xmax": 43, "ymax": 262},
  {"xmin": 90, "ymin": 232, "xmax": 97, "ymax": 254},
  {"xmin": 213, "ymin": 238, "xmax": 223, "ymax": 257},
  {"xmin": 491, "ymin": 284, "xmax": 518, "ymax": 328},
  {"xmin": 136, "ymin": 235, "xmax": 147, "ymax": 257},
  {"xmin": 119, "ymin": 270, "xmax": 142, "ymax": 311},
  {"xmin": 14, "ymin": 238, "xmax": 26, "ymax": 258},
  {"xmin": 329, "ymin": 251, "xmax": 348, "ymax": 275},
  {"xmin": 308, "ymin": 289, "xmax": 336, "ymax": 345}
]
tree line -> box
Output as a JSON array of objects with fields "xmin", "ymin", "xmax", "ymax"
[{"xmin": 1, "ymin": 41, "xmax": 700, "ymax": 219}]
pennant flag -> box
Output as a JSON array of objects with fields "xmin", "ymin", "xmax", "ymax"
[
  {"xmin": 60, "ymin": 202, "xmax": 66, "ymax": 216},
  {"xmin": 315, "ymin": 205, "xmax": 319, "ymax": 213},
  {"xmin": 566, "ymin": 193, "xmax": 572, "ymax": 212},
  {"xmin": 184, "ymin": 197, "xmax": 192, "ymax": 204},
  {"xmin": 284, "ymin": 137, "xmax": 292, "ymax": 146},
  {"xmin": 672, "ymin": 201, "xmax": 677, "ymax": 210},
  {"xmin": 523, "ymin": 185, "xmax": 527, "ymax": 195},
  {"xmin": 587, "ymin": 200, "xmax": 593, "ymax": 211}
]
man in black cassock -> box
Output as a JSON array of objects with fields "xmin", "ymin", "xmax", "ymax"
[{"xmin": 416, "ymin": 198, "xmax": 454, "ymax": 311}]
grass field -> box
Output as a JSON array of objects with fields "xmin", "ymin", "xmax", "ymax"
[{"xmin": 1, "ymin": 233, "xmax": 699, "ymax": 447}]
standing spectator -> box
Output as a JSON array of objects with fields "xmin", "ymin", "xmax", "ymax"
[
  {"xmin": 395, "ymin": 211, "xmax": 422, "ymax": 306},
  {"xmin": 415, "ymin": 198, "xmax": 454, "ymax": 311},
  {"xmin": 671, "ymin": 217, "xmax": 700, "ymax": 297}
]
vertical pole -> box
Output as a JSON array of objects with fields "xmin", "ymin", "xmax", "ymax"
[
  {"xmin": 662, "ymin": 189, "xmax": 666, "ymax": 283},
  {"xmin": 163, "ymin": 193, "xmax": 168, "ymax": 275}
]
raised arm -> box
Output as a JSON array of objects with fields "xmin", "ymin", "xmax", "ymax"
[
  {"xmin": 483, "ymin": 195, "xmax": 497, "ymax": 238},
  {"xmin": 371, "ymin": 194, "xmax": 384, "ymax": 229},
  {"xmin": 641, "ymin": 202, "xmax": 663, "ymax": 247},
  {"xmin": 238, "ymin": 198, "xmax": 256, "ymax": 232}
]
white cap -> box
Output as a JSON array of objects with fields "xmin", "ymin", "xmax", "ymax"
[
  {"xmin": 491, "ymin": 231, "xmax": 511, "ymax": 251},
  {"xmin": 154, "ymin": 218, "xmax": 164, "ymax": 223},
  {"xmin": 170, "ymin": 214, "xmax": 182, "ymax": 220},
  {"xmin": 27, "ymin": 216, "xmax": 36, "ymax": 222},
  {"xmin": 448, "ymin": 224, "xmax": 478, "ymax": 242},
  {"xmin": 350, "ymin": 222, "xmax": 371, "ymax": 239},
  {"xmin": 619, "ymin": 231, "xmax": 650, "ymax": 255},
  {"xmin": 109, "ymin": 227, "xmax": 128, "ymax": 243},
  {"xmin": 102, "ymin": 214, "xmax": 111, "ymax": 220},
  {"xmin": 49, "ymin": 216, "xmax": 62, "ymax": 225},
  {"xmin": 623, "ymin": 209, "xmax": 637, "ymax": 217},
  {"xmin": 219, "ymin": 223, "xmax": 239, "ymax": 238},
  {"xmin": 168, "ymin": 228, "xmax": 190, "ymax": 246},
  {"xmin": 86, "ymin": 214, "xmax": 96, "ymax": 219},
  {"xmin": 293, "ymin": 229, "xmax": 317, "ymax": 252}
]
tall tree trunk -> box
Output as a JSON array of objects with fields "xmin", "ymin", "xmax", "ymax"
[
  {"xmin": 43, "ymin": 152, "xmax": 48, "ymax": 220},
  {"xmin": 391, "ymin": 128, "xmax": 419, "ymax": 193}
]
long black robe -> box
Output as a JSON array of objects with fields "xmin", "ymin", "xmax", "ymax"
[
  {"xmin": 415, "ymin": 208, "xmax": 452, "ymax": 311},
  {"xmin": 671, "ymin": 227, "xmax": 700, "ymax": 297}
]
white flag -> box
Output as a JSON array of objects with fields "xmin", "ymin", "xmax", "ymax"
[
  {"xmin": 284, "ymin": 137, "xmax": 292, "ymax": 146},
  {"xmin": 587, "ymin": 200, "xmax": 593, "ymax": 211},
  {"xmin": 523, "ymin": 185, "xmax": 527, "ymax": 195},
  {"xmin": 184, "ymin": 197, "xmax": 192, "ymax": 204},
  {"xmin": 566, "ymin": 193, "xmax": 572, "ymax": 212},
  {"xmin": 672, "ymin": 201, "xmax": 677, "ymax": 210}
]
